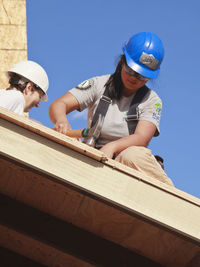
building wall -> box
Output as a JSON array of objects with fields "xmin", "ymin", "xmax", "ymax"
[{"xmin": 0, "ymin": 0, "xmax": 27, "ymax": 88}]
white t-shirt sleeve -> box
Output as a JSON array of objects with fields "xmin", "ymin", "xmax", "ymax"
[
  {"xmin": 138, "ymin": 90, "xmax": 162, "ymax": 136},
  {"xmin": 0, "ymin": 90, "xmax": 25, "ymax": 116}
]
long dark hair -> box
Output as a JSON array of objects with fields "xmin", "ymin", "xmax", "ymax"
[{"xmin": 104, "ymin": 55, "xmax": 126, "ymax": 100}]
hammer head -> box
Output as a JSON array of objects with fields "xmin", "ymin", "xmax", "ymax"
[{"xmin": 83, "ymin": 114, "xmax": 104, "ymax": 147}]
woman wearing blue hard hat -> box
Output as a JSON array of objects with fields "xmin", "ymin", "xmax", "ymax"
[{"xmin": 49, "ymin": 32, "xmax": 174, "ymax": 186}]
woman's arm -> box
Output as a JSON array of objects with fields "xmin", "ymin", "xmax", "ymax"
[
  {"xmin": 49, "ymin": 92, "xmax": 80, "ymax": 134},
  {"xmin": 99, "ymin": 120, "xmax": 157, "ymax": 158}
]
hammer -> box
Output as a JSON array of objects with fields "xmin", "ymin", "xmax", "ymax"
[{"xmin": 65, "ymin": 114, "xmax": 104, "ymax": 147}]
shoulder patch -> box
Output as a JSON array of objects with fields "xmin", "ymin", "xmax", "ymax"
[
  {"xmin": 76, "ymin": 79, "xmax": 94, "ymax": 90},
  {"xmin": 152, "ymin": 103, "xmax": 162, "ymax": 122},
  {"xmin": 155, "ymin": 103, "xmax": 162, "ymax": 113}
]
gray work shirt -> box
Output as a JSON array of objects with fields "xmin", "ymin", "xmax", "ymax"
[{"xmin": 69, "ymin": 74, "xmax": 162, "ymax": 147}]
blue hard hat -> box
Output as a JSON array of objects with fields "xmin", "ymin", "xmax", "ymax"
[{"xmin": 123, "ymin": 32, "xmax": 164, "ymax": 79}]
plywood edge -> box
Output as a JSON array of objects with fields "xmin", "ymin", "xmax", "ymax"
[
  {"xmin": 0, "ymin": 107, "xmax": 199, "ymax": 208},
  {"xmin": 0, "ymin": 107, "xmax": 107, "ymax": 162},
  {"xmin": 105, "ymin": 158, "xmax": 200, "ymax": 207}
]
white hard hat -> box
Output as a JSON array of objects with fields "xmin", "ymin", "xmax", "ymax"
[{"xmin": 7, "ymin": 60, "xmax": 49, "ymax": 102}]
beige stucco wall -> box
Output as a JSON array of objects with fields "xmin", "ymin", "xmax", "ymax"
[{"xmin": 0, "ymin": 0, "xmax": 27, "ymax": 88}]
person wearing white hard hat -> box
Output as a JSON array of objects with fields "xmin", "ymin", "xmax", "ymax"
[
  {"xmin": 49, "ymin": 32, "xmax": 174, "ymax": 186},
  {"xmin": 0, "ymin": 60, "xmax": 49, "ymax": 116}
]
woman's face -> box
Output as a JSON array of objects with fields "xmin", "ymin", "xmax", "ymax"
[{"xmin": 121, "ymin": 63, "xmax": 148, "ymax": 96}]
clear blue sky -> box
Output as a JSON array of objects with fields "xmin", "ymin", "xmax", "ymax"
[{"xmin": 26, "ymin": 0, "xmax": 200, "ymax": 198}]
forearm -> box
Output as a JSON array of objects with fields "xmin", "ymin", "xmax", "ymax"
[
  {"xmin": 49, "ymin": 100, "xmax": 69, "ymax": 124},
  {"xmin": 49, "ymin": 92, "xmax": 80, "ymax": 133},
  {"xmin": 99, "ymin": 120, "xmax": 156, "ymax": 159},
  {"xmin": 110, "ymin": 133, "xmax": 149, "ymax": 155},
  {"xmin": 99, "ymin": 134, "xmax": 149, "ymax": 159}
]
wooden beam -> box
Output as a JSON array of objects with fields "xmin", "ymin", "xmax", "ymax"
[
  {"xmin": 0, "ymin": 193, "xmax": 161, "ymax": 267},
  {"xmin": 0, "ymin": 246, "xmax": 46, "ymax": 267}
]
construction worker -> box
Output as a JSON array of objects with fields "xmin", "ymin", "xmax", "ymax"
[
  {"xmin": 0, "ymin": 60, "xmax": 49, "ymax": 115},
  {"xmin": 49, "ymin": 32, "xmax": 174, "ymax": 186}
]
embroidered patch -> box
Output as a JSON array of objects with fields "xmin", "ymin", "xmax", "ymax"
[
  {"xmin": 152, "ymin": 103, "xmax": 162, "ymax": 122},
  {"xmin": 76, "ymin": 79, "xmax": 94, "ymax": 90}
]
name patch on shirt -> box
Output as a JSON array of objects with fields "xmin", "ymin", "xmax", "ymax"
[{"xmin": 76, "ymin": 79, "xmax": 94, "ymax": 90}]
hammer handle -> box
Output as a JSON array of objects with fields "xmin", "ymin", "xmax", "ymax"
[
  {"xmin": 65, "ymin": 128, "xmax": 89, "ymax": 138},
  {"xmin": 65, "ymin": 129, "xmax": 84, "ymax": 138}
]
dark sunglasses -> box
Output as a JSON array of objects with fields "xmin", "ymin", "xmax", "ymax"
[{"xmin": 124, "ymin": 64, "xmax": 149, "ymax": 81}]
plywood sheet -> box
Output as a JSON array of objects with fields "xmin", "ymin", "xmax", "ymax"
[
  {"xmin": 0, "ymin": 0, "xmax": 26, "ymax": 25},
  {"xmin": 0, "ymin": 0, "xmax": 27, "ymax": 88},
  {"xmin": 0, "ymin": 107, "xmax": 199, "ymax": 207},
  {"xmin": 0, "ymin": 155, "xmax": 199, "ymax": 266},
  {"xmin": 0, "ymin": 115, "xmax": 199, "ymax": 243},
  {"xmin": 0, "ymin": 156, "xmax": 84, "ymax": 223},
  {"xmin": 0, "ymin": 25, "xmax": 27, "ymax": 49},
  {"xmin": 0, "ymin": 110, "xmax": 200, "ymax": 266},
  {"xmin": 0, "ymin": 50, "xmax": 27, "ymax": 72},
  {"xmin": 0, "ymin": 50, "xmax": 27, "ymax": 88},
  {"xmin": 73, "ymin": 196, "xmax": 200, "ymax": 267}
]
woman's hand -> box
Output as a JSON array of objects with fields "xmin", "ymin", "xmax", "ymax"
[
  {"xmin": 99, "ymin": 142, "xmax": 117, "ymax": 159},
  {"xmin": 53, "ymin": 118, "xmax": 72, "ymax": 135},
  {"xmin": 49, "ymin": 92, "xmax": 80, "ymax": 135}
]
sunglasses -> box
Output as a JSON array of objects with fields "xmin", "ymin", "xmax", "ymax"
[{"xmin": 124, "ymin": 64, "xmax": 149, "ymax": 81}]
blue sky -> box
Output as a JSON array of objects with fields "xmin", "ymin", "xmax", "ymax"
[{"xmin": 26, "ymin": 0, "xmax": 200, "ymax": 198}]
